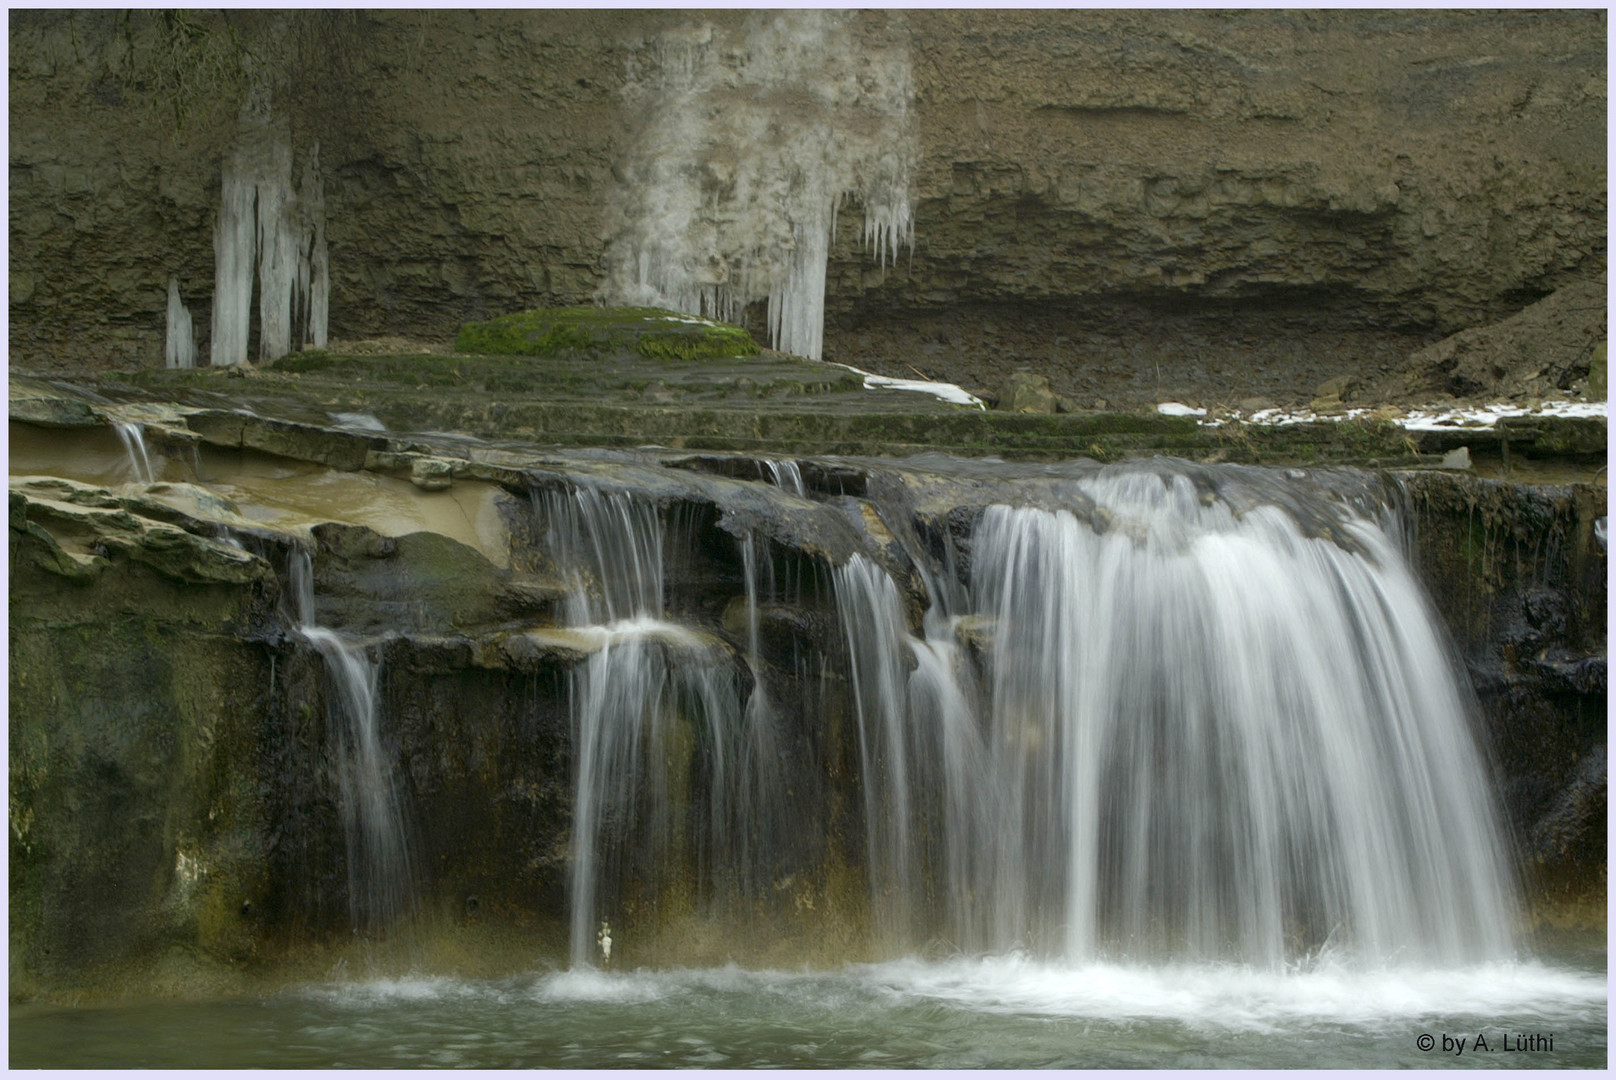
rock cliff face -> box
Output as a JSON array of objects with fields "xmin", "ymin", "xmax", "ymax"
[{"xmin": 9, "ymin": 10, "xmax": 1606, "ymax": 403}]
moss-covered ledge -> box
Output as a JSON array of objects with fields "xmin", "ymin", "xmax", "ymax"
[{"xmin": 453, "ymin": 306, "xmax": 760, "ymax": 362}]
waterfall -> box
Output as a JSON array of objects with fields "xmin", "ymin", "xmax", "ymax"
[
  {"xmin": 288, "ymin": 549, "xmax": 414, "ymax": 934},
  {"xmin": 112, "ymin": 421, "xmax": 155, "ymax": 484},
  {"xmin": 212, "ymin": 111, "xmax": 328, "ymax": 366},
  {"xmin": 165, "ymin": 278, "xmax": 196, "ymax": 370},
  {"xmin": 540, "ymin": 486, "xmax": 751, "ymax": 967},
  {"xmin": 832, "ymin": 463, "xmax": 1519, "ymax": 967},
  {"xmin": 601, "ymin": 11, "xmax": 917, "ymax": 359},
  {"xmin": 734, "ymin": 531, "xmax": 793, "ymax": 895},
  {"xmin": 762, "ymin": 458, "xmax": 807, "ymax": 498}
]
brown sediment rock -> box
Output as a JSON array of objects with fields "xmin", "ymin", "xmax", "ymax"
[{"xmin": 7, "ymin": 10, "xmax": 1603, "ymax": 413}]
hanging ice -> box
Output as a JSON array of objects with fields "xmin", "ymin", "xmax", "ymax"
[
  {"xmin": 600, "ymin": 11, "xmax": 917, "ymax": 360},
  {"xmin": 165, "ymin": 277, "xmax": 196, "ymax": 370},
  {"xmin": 211, "ymin": 106, "xmax": 328, "ymax": 366}
]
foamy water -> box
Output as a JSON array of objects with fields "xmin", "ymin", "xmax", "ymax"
[{"xmin": 14, "ymin": 951, "xmax": 1605, "ymax": 1068}]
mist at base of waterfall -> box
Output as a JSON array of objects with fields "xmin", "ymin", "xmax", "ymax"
[{"xmin": 11, "ymin": 942, "xmax": 1605, "ymax": 1069}]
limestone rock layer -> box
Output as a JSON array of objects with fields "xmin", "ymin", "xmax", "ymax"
[{"xmin": 7, "ymin": 10, "xmax": 1607, "ymax": 400}]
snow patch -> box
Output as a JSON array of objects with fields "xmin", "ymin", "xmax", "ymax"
[
  {"xmin": 1236, "ymin": 399, "xmax": 1605, "ymax": 430},
  {"xmin": 835, "ymin": 363, "xmax": 986, "ymax": 409}
]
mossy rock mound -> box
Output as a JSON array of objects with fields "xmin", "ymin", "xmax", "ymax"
[{"xmin": 455, "ymin": 306, "xmax": 759, "ymax": 362}]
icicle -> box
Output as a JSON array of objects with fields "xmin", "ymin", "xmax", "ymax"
[
  {"xmin": 210, "ymin": 120, "xmax": 328, "ymax": 366},
  {"xmin": 303, "ymin": 142, "xmax": 329, "ymax": 349},
  {"xmin": 211, "ymin": 145, "xmax": 259, "ymax": 367},
  {"xmin": 254, "ymin": 136, "xmax": 296, "ymax": 364},
  {"xmin": 165, "ymin": 277, "xmax": 196, "ymax": 369},
  {"xmin": 600, "ymin": 12, "xmax": 917, "ymax": 360}
]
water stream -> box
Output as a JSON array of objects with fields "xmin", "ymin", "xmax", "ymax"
[
  {"xmin": 112, "ymin": 420, "xmax": 156, "ymax": 485},
  {"xmin": 288, "ymin": 549, "xmax": 415, "ymax": 935}
]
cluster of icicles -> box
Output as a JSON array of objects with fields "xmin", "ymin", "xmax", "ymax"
[
  {"xmin": 544, "ymin": 461, "xmax": 1517, "ymax": 970},
  {"xmin": 601, "ymin": 11, "xmax": 917, "ymax": 359},
  {"xmin": 167, "ymin": 106, "xmax": 328, "ymax": 369}
]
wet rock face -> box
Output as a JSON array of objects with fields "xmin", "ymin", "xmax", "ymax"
[
  {"xmin": 9, "ymin": 484, "xmax": 282, "ymax": 988},
  {"xmin": 1398, "ymin": 472, "xmax": 1608, "ymax": 921},
  {"xmin": 8, "ymin": 9, "xmax": 1605, "ymax": 401}
]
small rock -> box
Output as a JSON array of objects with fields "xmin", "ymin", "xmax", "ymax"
[
  {"xmin": 1308, "ymin": 395, "xmax": 1346, "ymax": 415},
  {"xmin": 1369, "ymin": 405, "xmax": 1407, "ymax": 421},
  {"xmin": 999, "ymin": 372, "xmax": 1057, "ymax": 414},
  {"xmin": 1315, "ymin": 375, "xmax": 1357, "ymax": 402},
  {"xmin": 1093, "ymin": 398, "xmax": 1109, "ymax": 411},
  {"xmin": 1054, "ymin": 395, "xmax": 1080, "ymax": 414},
  {"xmin": 10, "ymin": 272, "xmax": 36, "ymax": 305},
  {"xmin": 1439, "ymin": 446, "xmax": 1473, "ymax": 470},
  {"xmin": 642, "ymin": 379, "xmax": 680, "ymax": 403},
  {"xmin": 409, "ymin": 457, "xmax": 455, "ymax": 491},
  {"xmin": 1237, "ymin": 396, "xmax": 1274, "ymax": 413}
]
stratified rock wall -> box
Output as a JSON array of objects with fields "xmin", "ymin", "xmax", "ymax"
[{"xmin": 8, "ymin": 11, "xmax": 1607, "ymax": 398}]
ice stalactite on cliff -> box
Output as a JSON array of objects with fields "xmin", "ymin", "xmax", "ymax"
[
  {"xmin": 165, "ymin": 277, "xmax": 196, "ymax": 369},
  {"xmin": 211, "ymin": 108, "xmax": 328, "ymax": 366},
  {"xmin": 601, "ymin": 11, "xmax": 917, "ymax": 360}
]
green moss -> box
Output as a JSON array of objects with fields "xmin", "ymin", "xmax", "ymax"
[{"xmin": 455, "ymin": 306, "xmax": 759, "ymax": 362}]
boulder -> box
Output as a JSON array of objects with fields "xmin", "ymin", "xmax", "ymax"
[{"xmin": 998, "ymin": 372, "xmax": 1058, "ymax": 414}]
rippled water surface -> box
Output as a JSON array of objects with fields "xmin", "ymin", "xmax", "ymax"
[{"xmin": 13, "ymin": 948, "xmax": 1605, "ymax": 1069}]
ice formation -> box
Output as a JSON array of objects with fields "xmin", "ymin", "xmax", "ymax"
[
  {"xmin": 211, "ymin": 107, "xmax": 328, "ymax": 366},
  {"xmin": 165, "ymin": 277, "xmax": 196, "ymax": 369},
  {"xmin": 600, "ymin": 12, "xmax": 917, "ymax": 360}
]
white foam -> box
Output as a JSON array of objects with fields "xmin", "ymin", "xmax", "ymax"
[
  {"xmin": 861, "ymin": 956, "xmax": 1608, "ymax": 1033},
  {"xmin": 1156, "ymin": 402, "xmax": 1206, "ymax": 417},
  {"xmin": 289, "ymin": 956, "xmax": 1605, "ymax": 1037},
  {"xmin": 531, "ymin": 968, "xmax": 673, "ymax": 1005},
  {"xmin": 298, "ymin": 975, "xmax": 499, "ymax": 1008}
]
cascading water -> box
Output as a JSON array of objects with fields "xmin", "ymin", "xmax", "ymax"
[
  {"xmin": 287, "ymin": 549, "xmax": 414, "ymax": 934},
  {"xmin": 831, "ymin": 463, "xmax": 1520, "ymax": 968},
  {"xmin": 540, "ymin": 485, "xmax": 754, "ymax": 966},
  {"xmin": 112, "ymin": 421, "xmax": 156, "ymax": 484},
  {"xmin": 761, "ymin": 458, "xmax": 807, "ymax": 498},
  {"xmin": 601, "ymin": 11, "xmax": 917, "ymax": 359}
]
